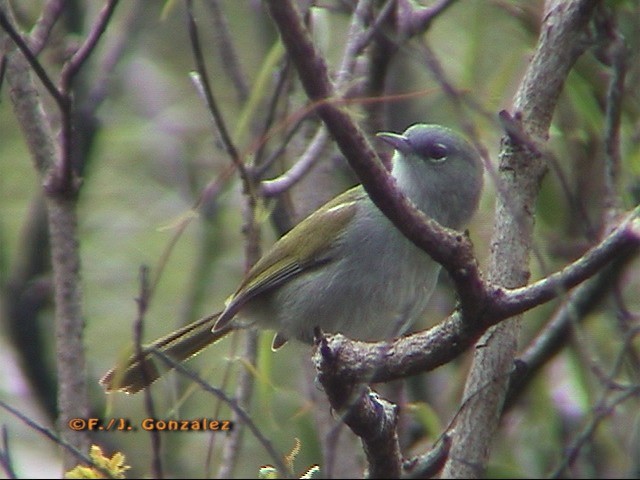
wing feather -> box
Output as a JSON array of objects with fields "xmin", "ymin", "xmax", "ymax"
[{"xmin": 213, "ymin": 186, "xmax": 365, "ymax": 330}]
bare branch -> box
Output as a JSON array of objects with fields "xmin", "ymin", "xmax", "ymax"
[
  {"xmin": 148, "ymin": 349, "xmax": 289, "ymax": 475},
  {"xmin": 316, "ymin": 334, "xmax": 402, "ymax": 478},
  {"xmin": 443, "ymin": 1, "xmax": 600, "ymax": 475},
  {"xmin": 133, "ymin": 265, "xmax": 163, "ymax": 479},
  {"xmin": 549, "ymin": 357, "xmax": 640, "ymax": 477},
  {"xmin": 265, "ymin": 0, "xmax": 485, "ymax": 314},
  {"xmin": 260, "ymin": 0, "xmax": 388, "ymax": 200},
  {"xmin": 26, "ymin": 0, "xmax": 65, "ymax": 54},
  {"xmin": 313, "ymin": 210, "xmax": 639, "ymax": 390},
  {"xmin": 0, "ymin": 399, "xmax": 112, "ymax": 477},
  {"xmin": 54, "ymin": 0, "xmax": 118, "ymax": 197},
  {"xmin": 596, "ymin": 8, "xmax": 628, "ymax": 224},
  {"xmin": 205, "ymin": 0, "xmax": 249, "ymax": 102},
  {"xmin": 260, "ymin": 127, "xmax": 330, "ymax": 197},
  {"xmin": 1, "ymin": 1, "xmax": 120, "ymax": 468},
  {"xmin": 397, "ymin": 0, "xmax": 459, "ymax": 36},
  {"xmin": 504, "ymin": 247, "xmax": 638, "ymax": 409},
  {"xmin": 0, "ymin": 9, "xmax": 64, "ymax": 110},
  {"xmin": 402, "ymin": 434, "xmax": 452, "ymax": 479},
  {"xmin": 185, "ymin": 0, "xmax": 252, "ymax": 196},
  {"xmin": 492, "ymin": 208, "xmax": 640, "ymax": 318},
  {"xmin": 58, "ymin": 0, "xmax": 119, "ymax": 93},
  {"xmin": 0, "ymin": 425, "xmax": 17, "ymax": 479}
]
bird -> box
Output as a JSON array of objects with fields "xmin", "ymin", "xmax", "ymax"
[{"xmin": 100, "ymin": 123, "xmax": 483, "ymax": 394}]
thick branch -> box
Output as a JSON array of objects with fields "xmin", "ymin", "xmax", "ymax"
[
  {"xmin": 444, "ymin": 1, "xmax": 599, "ymax": 476},
  {"xmin": 316, "ymin": 334, "xmax": 402, "ymax": 479},
  {"xmin": 314, "ymin": 211, "xmax": 639, "ymax": 385},
  {"xmin": 4, "ymin": 57, "xmax": 89, "ymax": 470},
  {"xmin": 1, "ymin": 2, "xmax": 120, "ymax": 469},
  {"xmin": 263, "ymin": 1, "xmax": 636, "ymax": 477},
  {"xmin": 264, "ymin": 0, "xmax": 485, "ymax": 314},
  {"xmin": 492, "ymin": 208, "xmax": 640, "ymax": 318},
  {"xmin": 504, "ymin": 247, "xmax": 638, "ymax": 410}
]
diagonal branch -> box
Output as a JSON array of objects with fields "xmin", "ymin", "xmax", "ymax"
[
  {"xmin": 1, "ymin": 1, "xmax": 120, "ymax": 469},
  {"xmin": 314, "ymin": 210, "xmax": 639, "ymax": 385},
  {"xmin": 443, "ymin": 1, "xmax": 600, "ymax": 476},
  {"xmin": 264, "ymin": 0, "xmax": 485, "ymax": 315},
  {"xmin": 265, "ymin": 0, "xmax": 638, "ymax": 476},
  {"xmin": 491, "ymin": 208, "xmax": 640, "ymax": 318},
  {"xmin": 504, "ymin": 247, "xmax": 638, "ymax": 410},
  {"xmin": 0, "ymin": 8, "xmax": 64, "ymax": 110},
  {"xmin": 58, "ymin": 0, "xmax": 118, "ymax": 93}
]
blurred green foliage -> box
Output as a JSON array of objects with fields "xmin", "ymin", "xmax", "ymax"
[{"xmin": 1, "ymin": 0, "xmax": 639, "ymax": 478}]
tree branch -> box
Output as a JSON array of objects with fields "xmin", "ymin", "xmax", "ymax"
[
  {"xmin": 263, "ymin": 0, "xmax": 638, "ymax": 476},
  {"xmin": 264, "ymin": 0, "xmax": 485, "ymax": 316},
  {"xmin": 443, "ymin": 1, "xmax": 600, "ymax": 476},
  {"xmin": 491, "ymin": 208, "xmax": 640, "ymax": 318},
  {"xmin": 503, "ymin": 247, "xmax": 638, "ymax": 410},
  {"xmin": 1, "ymin": 1, "xmax": 119, "ymax": 469},
  {"xmin": 313, "ymin": 208, "xmax": 639, "ymax": 385},
  {"xmin": 316, "ymin": 333, "xmax": 402, "ymax": 478}
]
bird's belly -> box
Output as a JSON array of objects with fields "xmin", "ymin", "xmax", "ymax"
[{"xmin": 269, "ymin": 242, "xmax": 440, "ymax": 344}]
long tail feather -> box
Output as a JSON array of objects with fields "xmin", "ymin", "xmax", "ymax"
[{"xmin": 100, "ymin": 312, "xmax": 232, "ymax": 394}]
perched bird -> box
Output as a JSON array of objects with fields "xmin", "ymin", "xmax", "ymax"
[{"xmin": 101, "ymin": 123, "xmax": 483, "ymax": 394}]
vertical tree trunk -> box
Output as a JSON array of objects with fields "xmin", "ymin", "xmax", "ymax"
[{"xmin": 442, "ymin": 1, "xmax": 599, "ymax": 477}]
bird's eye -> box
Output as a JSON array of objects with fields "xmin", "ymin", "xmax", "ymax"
[{"xmin": 429, "ymin": 143, "xmax": 448, "ymax": 162}]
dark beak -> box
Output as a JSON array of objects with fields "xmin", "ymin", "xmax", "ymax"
[{"xmin": 376, "ymin": 132, "xmax": 412, "ymax": 155}]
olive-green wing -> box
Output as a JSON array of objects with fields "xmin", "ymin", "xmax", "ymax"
[{"xmin": 213, "ymin": 186, "xmax": 365, "ymax": 330}]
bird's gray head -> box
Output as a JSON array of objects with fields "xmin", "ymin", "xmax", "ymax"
[{"xmin": 377, "ymin": 123, "xmax": 483, "ymax": 229}]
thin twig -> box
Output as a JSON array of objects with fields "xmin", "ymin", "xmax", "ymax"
[
  {"xmin": 84, "ymin": 1, "xmax": 142, "ymax": 111},
  {"xmin": 260, "ymin": 0, "xmax": 383, "ymax": 200},
  {"xmin": 400, "ymin": 0, "xmax": 459, "ymax": 36},
  {"xmin": 334, "ymin": 0, "xmax": 373, "ymax": 91},
  {"xmin": 612, "ymin": 285, "xmax": 640, "ymax": 375},
  {"xmin": 133, "ymin": 265, "xmax": 163, "ymax": 479},
  {"xmin": 0, "ymin": 399, "xmax": 110, "ymax": 476},
  {"xmin": 503, "ymin": 248, "xmax": 638, "ymax": 409},
  {"xmin": 0, "ymin": 426, "xmax": 16, "ymax": 480},
  {"xmin": 352, "ymin": 0, "xmax": 395, "ymax": 54},
  {"xmin": 216, "ymin": 331, "xmax": 259, "ymax": 479},
  {"xmin": 402, "ymin": 433, "xmax": 452, "ymax": 479},
  {"xmin": 0, "ymin": 9, "xmax": 64, "ymax": 108},
  {"xmin": 26, "ymin": 0, "xmax": 65, "ymax": 54},
  {"xmin": 217, "ymin": 99, "xmax": 265, "ymax": 475},
  {"xmin": 0, "ymin": 54, "xmax": 6, "ymax": 98},
  {"xmin": 494, "ymin": 208, "xmax": 640, "ymax": 318},
  {"xmin": 252, "ymin": 59, "xmax": 291, "ymax": 170},
  {"xmin": 549, "ymin": 351, "xmax": 640, "ymax": 477},
  {"xmin": 185, "ymin": 0, "xmax": 252, "ymax": 196},
  {"xmin": 56, "ymin": 0, "xmax": 119, "ymax": 195},
  {"xmin": 599, "ymin": 11, "xmax": 627, "ymax": 224},
  {"xmin": 58, "ymin": 0, "xmax": 119, "ymax": 92},
  {"xmin": 149, "ymin": 348, "xmax": 289, "ymax": 475},
  {"xmin": 205, "ymin": 0, "xmax": 249, "ymax": 102},
  {"xmin": 260, "ymin": 128, "xmax": 330, "ymax": 197}
]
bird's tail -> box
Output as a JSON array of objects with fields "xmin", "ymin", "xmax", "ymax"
[{"xmin": 100, "ymin": 312, "xmax": 232, "ymax": 394}]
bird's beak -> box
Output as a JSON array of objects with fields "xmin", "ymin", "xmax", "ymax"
[{"xmin": 376, "ymin": 132, "xmax": 412, "ymax": 154}]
